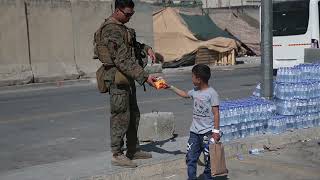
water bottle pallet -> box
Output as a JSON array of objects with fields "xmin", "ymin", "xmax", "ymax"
[
  {"xmin": 220, "ymin": 114, "xmax": 320, "ymax": 142},
  {"xmin": 275, "ymin": 81, "xmax": 320, "ymax": 100},
  {"xmin": 223, "ymin": 62, "xmax": 320, "ymax": 142},
  {"xmin": 275, "ymin": 98, "xmax": 320, "ymax": 116}
]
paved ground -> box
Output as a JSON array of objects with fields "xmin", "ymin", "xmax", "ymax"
[
  {"xmin": 0, "ymin": 127, "xmax": 318, "ymax": 180},
  {"xmin": 138, "ymin": 139, "xmax": 320, "ymax": 180},
  {"xmin": 0, "ymin": 64, "xmax": 261, "ymax": 173}
]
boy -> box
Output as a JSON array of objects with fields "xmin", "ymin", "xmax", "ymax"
[{"xmin": 167, "ymin": 64, "xmax": 221, "ymax": 180}]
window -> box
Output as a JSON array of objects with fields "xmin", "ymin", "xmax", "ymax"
[{"xmin": 273, "ymin": 0, "xmax": 310, "ymax": 36}]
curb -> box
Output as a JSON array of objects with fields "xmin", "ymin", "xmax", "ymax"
[
  {"xmin": 80, "ymin": 127, "xmax": 320, "ymax": 180},
  {"xmin": 0, "ymin": 78, "xmax": 96, "ymax": 94},
  {"xmin": 80, "ymin": 157, "xmax": 186, "ymax": 180}
]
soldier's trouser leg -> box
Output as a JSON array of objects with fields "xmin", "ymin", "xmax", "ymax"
[
  {"xmin": 110, "ymin": 86, "xmax": 130, "ymax": 155},
  {"xmin": 126, "ymin": 85, "xmax": 140, "ymax": 153}
]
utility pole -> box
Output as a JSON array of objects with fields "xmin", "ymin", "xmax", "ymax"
[
  {"xmin": 261, "ymin": 0, "xmax": 273, "ymax": 99},
  {"xmin": 205, "ymin": 0, "xmax": 209, "ymax": 14}
]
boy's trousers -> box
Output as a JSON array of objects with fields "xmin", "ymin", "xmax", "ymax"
[{"xmin": 186, "ymin": 131, "xmax": 213, "ymax": 180}]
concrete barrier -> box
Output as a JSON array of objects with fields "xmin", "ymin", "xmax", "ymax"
[
  {"xmin": 0, "ymin": 0, "xmax": 33, "ymax": 86},
  {"xmin": 27, "ymin": 0, "xmax": 79, "ymax": 82},
  {"xmin": 138, "ymin": 112, "xmax": 175, "ymax": 142},
  {"xmin": 0, "ymin": 0, "xmax": 155, "ymax": 86},
  {"xmin": 71, "ymin": 0, "xmax": 113, "ymax": 78}
]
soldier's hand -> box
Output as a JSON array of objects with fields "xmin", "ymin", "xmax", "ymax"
[
  {"xmin": 147, "ymin": 48, "xmax": 156, "ymax": 64},
  {"xmin": 146, "ymin": 75, "xmax": 157, "ymax": 88}
]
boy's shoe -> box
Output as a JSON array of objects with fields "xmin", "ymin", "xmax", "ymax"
[
  {"xmin": 111, "ymin": 154, "xmax": 137, "ymax": 168},
  {"xmin": 126, "ymin": 150, "xmax": 152, "ymax": 160}
]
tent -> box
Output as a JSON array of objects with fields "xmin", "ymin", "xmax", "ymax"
[{"xmin": 153, "ymin": 8, "xmax": 244, "ymax": 66}]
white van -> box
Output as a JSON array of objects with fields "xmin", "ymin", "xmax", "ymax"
[{"xmin": 273, "ymin": 0, "xmax": 320, "ymax": 69}]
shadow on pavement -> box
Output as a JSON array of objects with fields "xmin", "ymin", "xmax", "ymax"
[
  {"xmin": 198, "ymin": 174, "xmax": 229, "ymax": 180},
  {"xmin": 140, "ymin": 134, "xmax": 185, "ymax": 155}
]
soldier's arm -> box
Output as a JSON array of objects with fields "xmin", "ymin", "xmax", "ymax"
[{"xmin": 103, "ymin": 26, "xmax": 149, "ymax": 85}]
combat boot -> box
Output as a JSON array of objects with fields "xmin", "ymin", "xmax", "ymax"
[
  {"xmin": 126, "ymin": 150, "xmax": 152, "ymax": 160},
  {"xmin": 111, "ymin": 153, "xmax": 137, "ymax": 168}
]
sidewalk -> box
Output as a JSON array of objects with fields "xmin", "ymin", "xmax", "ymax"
[
  {"xmin": 146, "ymin": 139, "xmax": 320, "ymax": 180},
  {"xmin": 0, "ymin": 127, "xmax": 318, "ymax": 180}
]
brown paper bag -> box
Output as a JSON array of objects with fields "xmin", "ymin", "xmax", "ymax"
[{"xmin": 209, "ymin": 142, "xmax": 228, "ymax": 177}]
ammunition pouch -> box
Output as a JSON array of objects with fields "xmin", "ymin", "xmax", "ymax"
[
  {"xmin": 93, "ymin": 21, "xmax": 113, "ymax": 64},
  {"xmin": 96, "ymin": 45, "xmax": 113, "ymax": 64},
  {"xmin": 114, "ymin": 70, "xmax": 129, "ymax": 85},
  {"xmin": 96, "ymin": 65, "xmax": 115, "ymax": 93},
  {"xmin": 94, "ymin": 21, "xmax": 148, "ymax": 90}
]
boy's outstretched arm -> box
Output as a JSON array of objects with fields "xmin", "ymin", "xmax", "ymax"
[
  {"xmin": 212, "ymin": 106, "xmax": 221, "ymax": 141},
  {"xmin": 168, "ymin": 85, "xmax": 190, "ymax": 98}
]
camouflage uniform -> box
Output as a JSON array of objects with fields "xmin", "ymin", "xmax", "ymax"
[{"xmin": 98, "ymin": 17, "xmax": 151, "ymax": 155}]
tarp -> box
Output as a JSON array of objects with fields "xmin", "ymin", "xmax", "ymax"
[
  {"xmin": 153, "ymin": 8, "xmax": 240, "ymax": 63},
  {"xmin": 209, "ymin": 12, "xmax": 261, "ymax": 55},
  {"xmin": 179, "ymin": 13, "xmax": 234, "ymax": 41}
]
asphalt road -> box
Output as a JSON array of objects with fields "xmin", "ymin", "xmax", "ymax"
[{"xmin": 0, "ymin": 66, "xmax": 260, "ymax": 173}]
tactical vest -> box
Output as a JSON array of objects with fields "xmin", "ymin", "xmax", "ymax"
[
  {"xmin": 93, "ymin": 19, "xmax": 147, "ymax": 66},
  {"xmin": 93, "ymin": 20, "xmax": 117, "ymax": 65},
  {"xmin": 93, "ymin": 19, "xmax": 147, "ymax": 93}
]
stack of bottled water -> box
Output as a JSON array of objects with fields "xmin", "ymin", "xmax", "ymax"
[
  {"xmin": 252, "ymin": 63, "xmax": 320, "ymax": 135},
  {"xmin": 223, "ymin": 63, "xmax": 320, "ymax": 142},
  {"xmin": 267, "ymin": 112, "xmax": 320, "ymax": 134},
  {"xmin": 274, "ymin": 63, "xmax": 320, "ymax": 123},
  {"xmin": 219, "ymin": 97, "xmax": 276, "ymax": 142},
  {"xmin": 266, "ymin": 115, "xmax": 287, "ymax": 135}
]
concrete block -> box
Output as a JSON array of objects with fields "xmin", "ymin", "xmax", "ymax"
[
  {"xmin": 138, "ymin": 112, "xmax": 175, "ymax": 142},
  {"xmin": 71, "ymin": 0, "xmax": 113, "ymax": 78},
  {"xmin": 27, "ymin": 0, "xmax": 79, "ymax": 82},
  {"xmin": 0, "ymin": 0, "xmax": 33, "ymax": 86}
]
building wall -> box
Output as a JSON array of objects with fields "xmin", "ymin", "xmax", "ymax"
[{"xmin": 202, "ymin": 0, "xmax": 261, "ymax": 8}]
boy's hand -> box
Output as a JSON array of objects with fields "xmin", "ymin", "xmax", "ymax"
[
  {"xmin": 212, "ymin": 132, "xmax": 220, "ymax": 142},
  {"xmin": 163, "ymin": 83, "xmax": 171, "ymax": 89}
]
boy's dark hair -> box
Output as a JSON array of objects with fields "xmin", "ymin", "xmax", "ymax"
[
  {"xmin": 192, "ymin": 64, "xmax": 211, "ymax": 83},
  {"xmin": 115, "ymin": 0, "xmax": 135, "ymax": 9}
]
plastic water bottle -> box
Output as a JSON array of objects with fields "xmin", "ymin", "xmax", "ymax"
[
  {"xmin": 286, "ymin": 116, "xmax": 294, "ymax": 130},
  {"xmin": 249, "ymin": 148, "xmax": 264, "ymax": 155},
  {"xmin": 221, "ymin": 126, "xmax": 230, "ymax": 142},
  {"xmin": 253, "ymin": 83, "xmax": 261, "ymax": 97},
  {"xmin": 231, "ymin": 124, "xmax": 239, "ymax": 140},
  {"xmin": 203, "ymin": 136, "xmax": 215, "ymax": 157},
  {"xmin": 296, "ymin": 114, "xmax": 303, "ymax": 129},
  {"xmin": 239, "ymin": 122, "xmax": 247, "ymax": 138},
  {"xmin": 316, "ymin": 112, "xmax": 320, "ymax": 127},
  {"xmin": 220, "ymin": 109, "xmax": 226, "ymax": 127}
]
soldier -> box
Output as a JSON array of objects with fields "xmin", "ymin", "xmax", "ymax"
[{"xmin": 93, "ymin": 0, "xmax": 158, "ymax": 167}]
